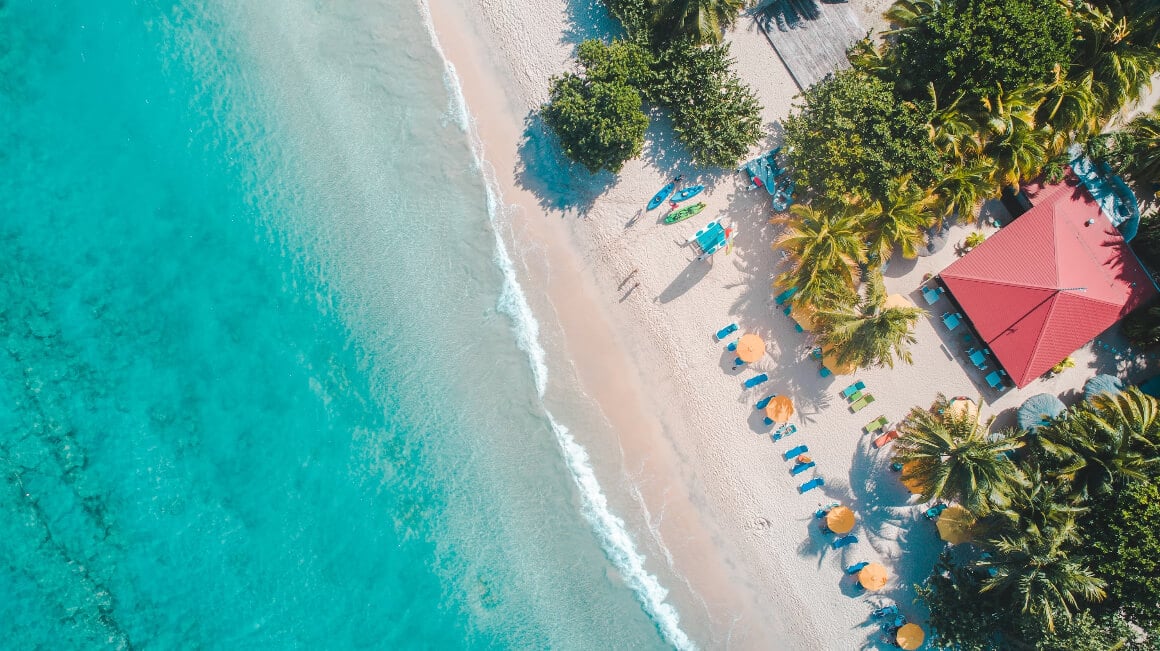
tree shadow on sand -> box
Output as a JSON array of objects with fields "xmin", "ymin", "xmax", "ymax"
[
  {"xmin": 515, "ymin": 112, "xmax": 617, "ymax": 217},
  {"xmin": 559, "ymin": 0, "xmax": 623, "ymax": 46}
]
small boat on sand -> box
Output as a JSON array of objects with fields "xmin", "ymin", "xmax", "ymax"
[
  {"xmin": 647, "ymin": 175, "xmax": 682, "ymax": 210},
  {"xmin": 671, "ymin": 184, "xmax": 704, "ymax": 202},
  {"xmin": 663, "ymin": 201, "xmax": 705, "ymax": 224}
]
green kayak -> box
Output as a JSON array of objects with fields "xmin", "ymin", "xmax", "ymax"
[{"xmin": 663, "ymin": 201, "xmax": 706, "ymax": 224}]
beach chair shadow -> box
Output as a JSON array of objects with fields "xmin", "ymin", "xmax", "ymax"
[{"xmin": 657, "ymin": 257, "xmax": 712, "ymax": 304}]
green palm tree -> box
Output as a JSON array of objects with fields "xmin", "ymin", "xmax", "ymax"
[
  {"xmin": 892, "ymin": 394, "xmax": 1025, "ymax": 514},
  {"xmin": 1039, "ymin": 67, "xmax": 1102, "ymax": 153},
  {"xmin": 813, "ymin": 272, "xmax": 924, "ymax": 369},
  {"xmin": 1036, "ymin": 388, "xmax": 1160, "ymax": 499},
  {"xmin": 1119, "ymin": 110, "xmax": 1160, "ymax": 187},
  {"xmin": 862, "ymin": 175, "xmax": 936, "ymax": 262},
  {"xmin": 976, "ymin": 466, "xmax": 1088, "ymax": 544},
  {"xmin": 926, "ymin": 84, "xmax": 981, "ymax": 164},
  {"xmin": 977, "ymin": 518, "xmax": 1107, "ymax": 633},
  {"xmin": 1073, "ymin": 3, "xmax": 1160, "ymax": 118},
  {"xmin": 931, "ymin": 160, "xmax": 998, "ymax": 224},
  {"xmin": 772, "ymin": 201, "xmax": 867, "ymax": 309},
  {"xmin": 978, "ymin": 85, "xmax": 1050, "ymax": 190},
  {"xmin": 652, "ymin": 0, "xmax": 747, "ymax": 44},
  {"xmin": 881, "ymin": 0, "xmax": 940, "ymax": 35}
]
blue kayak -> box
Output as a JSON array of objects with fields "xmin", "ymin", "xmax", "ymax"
[
  {"xmin": 671, "ymin": 184, "xmax": 704, "ymax": 202},
  {"xmin": 646, "ymin": 175, "xmax": 682, "ymax": 210}
]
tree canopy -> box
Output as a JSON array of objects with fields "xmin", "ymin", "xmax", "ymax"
[
  {"xmin": 782, "ymin": 69, "xmax": 941, "ymax": 201},
  {"xmin": 894, "ymin": 0, "xmax": 1074, "ymax": 100},
  {"xmin": 542, "ymin": 40, "xmax": 651, "ymax": 173}
]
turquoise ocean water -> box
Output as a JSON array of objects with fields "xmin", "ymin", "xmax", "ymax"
[{"xmin": 0, "ymin": 0, "xmax": 692, "ymax": 648}]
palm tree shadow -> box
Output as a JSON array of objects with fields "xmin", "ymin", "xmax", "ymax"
[
  {"xmin": 559, "ymin": 0, "xmax": 622, "ymax": 46},
  {"xmin": 657, "ymin": 256, "xmax": 713, "ymax": 303},
  {"xmin": 515, "ymin": 111, "xmax": 617, "ymax": 216}
]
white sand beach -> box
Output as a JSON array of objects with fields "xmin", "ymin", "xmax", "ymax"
[{"xmin": 424, "ymin": 0, "xmax": 1156, "ymax": 647}]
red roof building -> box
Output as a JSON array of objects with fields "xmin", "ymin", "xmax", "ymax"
[{"xmin": 940, "ymin": 177, "xmax": 1157, "ymax": 388}]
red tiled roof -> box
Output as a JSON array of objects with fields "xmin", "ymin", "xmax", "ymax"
[{"xmin": 940, "ymin": 177, "xmax": 1157, "ymax": 388}]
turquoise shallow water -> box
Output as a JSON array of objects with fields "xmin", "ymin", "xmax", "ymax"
[{"xmin": 0, "ymin": 0, "xmax": 686, "ymax": 648}]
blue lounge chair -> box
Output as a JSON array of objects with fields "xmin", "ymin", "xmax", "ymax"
[
  {"xmin": 840, "ymin": 381, "xmax": 866, "ymax": 399},
  {"xmin": 798, "ymin": 477, "xmax": 825, "ymax": 493},
  {"xmin": 890, "ymin": 462, "xmax": 903, "ymax": 472},
  {"xmin": 715, "ymin": 323, "xmax": 738, "ymax": 341},
  {"xmin": 810, "ymin": 347, "xmax": 823, "ymax": 361},
  {"xmin": 831, "ymin": 534, "xmax": 858, "ymax": 549},
  {"xmin": 774, "ymin": 287, "xmax": 798, "ymax": 305},
  {"xmin": 846, "ymin": 561, "xmax": 870, "ymax": 574},
  {"xmin": 925, "ymin": 503, "xmax": 948, "ymax": 520},
  {"xmin": 814, "ymin": 501, "xmax": 840, "ymax": 518},
  {"xmin": 756, "ymin": 395, "xmax": 775, "ymax": 410},
  {"xmin": 820, "ymin": 367, "xmax": 832, "ymax": 378},
  {"xmin": 744, "ymin": 373, "xmax": 769, "ymax": 389},
  {"xmin": 727, "ymin": 341, "xmax": 738, "ymax": 352},
  {"xmin": 763, "ymin": 417, "xmax": 774, "ymax": 426},
  {"xmin": 872, "ymin": 604, "xmax": 899, "ymax": 618},
  {"xmin": 794, "ymin": 323, "xmax": 804, "ymax": 333},
  {"xmin": 790, "ymin": 461, "xmax": 815, "ymax": 475},
  {"xmin": 772, "ymin": 424, "xmax": 797, "ymax": 441},
  {"xmin": 733, "ymin": 357, "xmax": 746, "ymax": 367},
  {"xmin": 783, "ymin": 444, "xmax": 808, "ymax": 459}
]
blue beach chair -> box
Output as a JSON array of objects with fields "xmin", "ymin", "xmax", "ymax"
[
  {"xmin": 756, "ymin": 395, "xmax": 775, "ymax": 410},
  {"xmin": 819, "ymin": 367, "xmax": 832, "ymax": 378},
  {"xmin": 727, "ymin": 341, "xmax": 738, "ymax": 352},
  {"xmin": 744, "ymin": 373, "xmax": 769, "ymax": 389},
  {"xmin": 840, "ymin": 381, "xmax": 866, "ymax": 399},
  {"xmin": 715, "ymin": 323, "xmax": 738, "ymax": 341},
  {"xmin": 814, "ymin": 502, "xmax": 840, "ymax": 518},
  {"xmin": 783, "ymin": 444, "xmax": 808, "ymax": 460},
  {"xmin": 798, "ymin": 477, "xmax": 825, "ymax": 493},
  {"xmin": 831, "ymin": 534, "xmax": 858, "ymax": 549},
  {"xmin": 790, "ymin": 461, "xmax": 815, "ymax": 475},
  {"xmin": 846, "ymin": 561, "xmax": 870, "ymax": 574},
  {"xmin": 774, "ymin": 287, "xmax": 798, "ymax": 305}
]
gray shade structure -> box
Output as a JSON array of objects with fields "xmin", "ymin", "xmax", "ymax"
[
  {"xmin": 1084, "ymin": 374, "xmax": 1124, "ymax": 401},
  {"xmin": 1018, "ymin": 393, "xmax": 1067, "ymax": 431}
]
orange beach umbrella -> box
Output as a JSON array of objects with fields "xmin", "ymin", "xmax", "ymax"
[
  {"xmin": 789, "ymin": 303, "xmax": 816, "ymax": 332},
  {"xmin": 736, "ymin": 334, "xmax": 766, "ymax": 363},
  {"xmin": 825, "ymin": 505, "xmax": 855, "ymax": 534},
  {"xmin": 896, "ymin": 623, "xmax": 925, "ymax": 650},
  {"xmin": 765, "ymin": 395, "xmax": 795, "ymax": 423},
  {"xmin": 821, "ymin": 346, "xmax": 857, "ymax": 376},
  {"xmin": 858, "ymin": 562, "xmax": 889, "ymax": 591},
  {"xmin": 948, "ymin": 397, "xmax": 978, "ymax": 421}
]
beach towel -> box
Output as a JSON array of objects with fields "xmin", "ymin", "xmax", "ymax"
[{"xmin": 772, "ymin": 424, "xmax": 797, "ymax": 441}]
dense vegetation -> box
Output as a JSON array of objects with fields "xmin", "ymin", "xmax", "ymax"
[
  {"xmin": 542, "ymin": 0, "xmax": 763, "ymax": 172},
  {"xmin": 897, "ymin": 389, "xmax": 1160, "ymax": 649},
  {"xmin": 775, "ymin": 0, "xmax": 1160, "ymax": 370}
]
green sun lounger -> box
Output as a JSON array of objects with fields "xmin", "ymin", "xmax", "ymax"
[
  {"xmin": 850, "ymin": 394, "xmax": 875, "ymax": 412},
  {"xmin": 847, "ymin": 389, "xmax": 864, "ymax": 403},
  {"xmin": 864, "ymin": 416, "xmax": 889, "ymax": 433}
]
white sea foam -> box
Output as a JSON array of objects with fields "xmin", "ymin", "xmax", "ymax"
[{"xmin": 417, "ymin": 5, "xmax": 695, "ymax": 648}]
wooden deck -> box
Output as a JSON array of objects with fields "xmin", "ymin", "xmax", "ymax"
[{"xmin": 753, "ymin": 0, "xmax": 866, "ymax": 91}]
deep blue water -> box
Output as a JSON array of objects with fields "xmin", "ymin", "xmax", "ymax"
[{"xmin": 0, "ymin": 0, "xmax": 686, "ymax": 648}]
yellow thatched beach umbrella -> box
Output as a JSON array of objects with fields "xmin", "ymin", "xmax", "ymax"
[
  {"xmin": 883, "ymin": 294, "xmax": 915, "ymax": 310},
  {"xmin": 821, "ymin": 346, "xmax": 857, "ymax": 376},
  {"xmin": 948, "ymin": 397, "xmax": 978, "ymax": 421},
  {"xmin": 936, "ymin": 505, "xmax": 975, "ymax": 545},
  {"xmin": 858, "ymin": 562, "xmax": 889, "ymax": 591},
  {"xmin": 825, "ymin": 505, "xmax": 855, "ymax": 534},
  {"xmin": 736, "ymin": 333, "xmax": 766, "ymax": 363},
  {"xmin": 765, "ymin": 395, "xmax": 795, "ymax": 423},
  {"xmin": 896, "ymin": 623, "xmax": 925, "ymax": 650},
  {"xmin": 789, "ymin": 302, "xmax": 816, "ymax": 332},
  {"xmin": 900, "ymin": 461, "xmax": 925, "ymax": 494}
]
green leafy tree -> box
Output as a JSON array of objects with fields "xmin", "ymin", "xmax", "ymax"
[
  {"xmin": 916, "ymin": 552, "xmax": 1006, "ymax": 651},
  {"xmin": 813, "ymin": 272, "xmax": 924, "ymax": 369},
  {"xmin": 542, "ymin": 40, "xmax": 652, "ymax": 173},
  {"xmin": 771, "ymin": 201, "xmax": 867, "ymax": 309},
  {"xmin": 783, "ymin": 69, "xmax": 941, "ymax": 201},
  {"xmin": 881, "ymin": 0, "xmax": 941, "ymax": 35},
  {"xmin": 651, "ymin": 42, "xmax": 763, "ymax": 167},
  {"xmin": 651, "ymin": 0, "xmax": 747, "ymax": 45},
  {"xmin": 1123, "ymin": 302, "xmax": 1160, "ymax": 349},
  {"xmin": 1082, "ymin": 479, "xmax": 1160, "ymax": 634},
  {"xmin": 977, "ymin": 518, "xmax": 1107, "ymax": 633},
  {"xmin": 893, "ymin": 0, "xmax": 1073, "ymax": 100},
  {"xmin": 893, "ymin": 395, "xmax": 1024, "ymax": 513}
]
